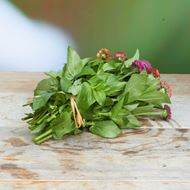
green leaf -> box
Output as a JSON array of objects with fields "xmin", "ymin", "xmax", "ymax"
[
  {"xmin": 45, "ymin": 71, "xmax": 61, "ymax": 78},
  {"xmin": 33, "ymin": 92, "xmax": 54, "ymax": 110},
  {"xmin": 132, "ymin": 105, "xmax": 154, "ymax": 115},
  {"xmin": 138, "ymin": 90, "xmax": 171, "ymax": 104},
  {"xmin": 124, "ymin": 103, "xmax": 139, "ymax": 111},
  {"xmin": 123, "ymin": 49, "xmax": 139, "ymax": 69},
  {"xmin": 102, "ymin": 60, "xmax": 121, "ymax": 71},
  {"xmin": 93, "ymin": 89, "xmax": 106, "ymax": 105},
  {"xmin": 89, "ymin": 73, "xmax": 125, "ymax": 96},
  {"xmin": 102, "ymin": 62, "xmax": 115, "ymax": 71},
  {"xmin": 53, "ymin": 91, "xmax": 67, "ymax": 105},
  {"xmin": 111, "ymin": 116, "xmax": 125, "ymax": 128},
  {"xmin": 52, "ymin": 112, "xmax": 75, "ymax": 139},
  {"xmin": 123, "ymin": 73, "xmax": 170, "ymax": 104},
  {"xmin": 105, "ymin": 74, "xmax": 126, "ymax": 96},
  {"xmin": 89, "ymin": 120, "xmax": 121, "ymax": 138},
  {"xmin": 63, "ymin": 47, "xmax": 86, "ymax": 80},
  {"xmin": 77, "ymin": 65, "xmax": 96, "ymax": 77},
  {"xmin": 60, "ymin": 77, "xmax": 72, "ymax": 92},
  {"xmin": 67, "ymin": 79, "xmax": 82, "ymax": 96},
  {"xmin": 125, "ymin": 115, "xmax": 140, "ymax": 128},
  {"xmin": 111, "ymin": 97, "xmax": 125, "ymax": 117},
  {"xmin": 110, "ymin": 108, "xmax": 130, "ymax": 128},
  {"xmin": 76, "ymin": 82, "xmax": 96, "ymax": 113},
  {"xmin": 34, "ymin": 78, "xmax": 58, "ymax": 96},
  {"xmin": 31, "ymin": 121, "xmax": 47, "ymax": 134},
  {"xmin": 88, "ymin": 74, "xmax": 106, "ymax": 89},
  {"xmin": 104, "ymin": 97, "xmax": 114, "ymax": 106},
  {"xmin": 81, "ymin": 57, "xmax": 92, "ymax": 65},
  {"xmin": 144, "ymin": 75, "xmax": 160, "ymax": 93},
  {"xmin": 124, "ymin": 73, "xmax": 147, "ymax": 103}
]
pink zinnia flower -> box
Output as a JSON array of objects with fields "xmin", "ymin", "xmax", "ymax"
[
  {"xmin": 160, "ymin": 80, "xmax": 172, "ymax": 97},
  {"xmin": 164, "ymin": 104, "xmax": 172, "ymax": 120},
  {"xmin": 131, "ymin": 60, "xmax": 152, "ymax": 72},
  {"xmin": 113, "ymin": 52, "xmax": 127, "ymax": 61}
]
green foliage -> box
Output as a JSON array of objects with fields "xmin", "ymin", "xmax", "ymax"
[
  {"xmin": 89, "ymin": 120, "xmax": 121, "ymax": 138},
  {"xmin": 51, "ymin": 111, "xmax": 75, "ymax": 139},
  {"xmin": 32, "ymin": 92, "xmax": 54, "ymax": 110},
  {"xmin": 34, "ymin": 78, "xmax": 58, "ymax": 96},
  {"xmin": 63, "ymin": 47, "xmax": 87, "ymax": 80},
  {"xmin": 23, "ymin": 47, "xmax": 171, "ymax": 144},
  {"xmin": 76, "ymin": 82, "xmax": 96, "ymax": 113},
  {"xmin": 124, "ymin": 49, "xmax": 139, "ymax": 68}
]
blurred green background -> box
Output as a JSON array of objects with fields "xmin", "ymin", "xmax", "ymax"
[{"xmin": 11, "ymin": 0, "xmax": 190, "ymax": 73}]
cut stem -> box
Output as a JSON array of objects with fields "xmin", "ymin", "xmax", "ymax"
[
  {"xmin": 34, "ymin": 128, "xmax": 52, "ymax": 142},
  {"xmin": 34, "ymin": 134, "xmax": 52, "ymax": 145}
]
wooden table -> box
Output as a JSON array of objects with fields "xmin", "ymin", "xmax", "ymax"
[{"xmin": 0, "ymin": 73, "xmax": 190, "ymax": 190}]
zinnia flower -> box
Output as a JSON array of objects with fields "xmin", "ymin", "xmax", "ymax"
[
  {"xmin": 160, "ymin": 80, "xmax": 172, "ymax": 97},
  {"xmin": 147, "ymin": 67, "xmax": 160, "ymax": 78},
  {"xmin": 146, "ymin": 67, "xmax": 152, "ymax": 74},
  {"xmin": 164, "ymin": 104, "xmax": 172, "ymax": 120},
  {"xmin": 152, "ymin": 68, "xmax": 160, "ymax": 78},
  {"xmin": 113, "ymin": 52, "xmax": 127, "ymax": 61},
  {"xmin": 97, "ymin": 48, "xmax": 111, "ymax": 61},
  {"xmin": 131, "ymin": 60, "xmax": 152, "ymax": 72}
]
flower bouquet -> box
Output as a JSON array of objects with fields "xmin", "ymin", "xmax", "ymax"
[{"xmin": 22, "ymin": 47, "xmax": 172, "ymax": 144}]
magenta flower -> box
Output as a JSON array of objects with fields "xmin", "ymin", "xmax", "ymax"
[{"xmin": 131, "ymin": 60, "xmax": 152, "ymax": 72}]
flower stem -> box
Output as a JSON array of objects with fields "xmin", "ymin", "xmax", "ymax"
[
  {"xmin": 97, "ymin": 112, "xmax": 110, "ymax": 117},
  {"xmin": 119, "ymin": 71, "xmax": 134, "ymax": 80},
  {"xmin": 36, "ymin": 113, "xmax": 49, "ymax": 124},
  {"xmin": 134, "ymin": 111, "xmax": 167, "ymax": 117}
]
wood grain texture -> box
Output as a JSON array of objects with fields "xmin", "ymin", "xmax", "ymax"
[{"xmin": 0, "ymin": 73, "xmax": 190, "ymax": 190}]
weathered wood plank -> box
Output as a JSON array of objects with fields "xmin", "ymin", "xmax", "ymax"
[
  {"xmin": 0, "ymin": 180, "xmax": 190, "ymax": 190},
  {"xmin": 0, "ymin": 72, "xmax": 45, "ymax": 92},
  {"xmin": 0, "ymin": 73, "xmax": 190, "ymax": 189},
  {"xmin": 0, "ymin": 127, "xmax": 190, "ymax": 180}
]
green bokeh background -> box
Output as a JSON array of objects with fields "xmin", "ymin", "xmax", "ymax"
[{"xmin": 11, "ymin": 0, "xmax": 190, "ymax": 73}]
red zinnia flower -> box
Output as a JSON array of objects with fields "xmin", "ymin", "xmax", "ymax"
[
  {"xmin": 147, "ymin": 67, "xmax": 160, "ymax": 78},
  {"xmin": 146, "ymin": 67, "xmax": 152, "ymax": 74},
  {"xmin": 97, "ymin": 48, "xmax": 111, "ymax": 61},
  {"xmin": 152, "ymin": 68, "xmax": 160, "ymax": 78},
  {"xmin": 113, "ymin": 52, "xmax": 127, "ymax": 61}
]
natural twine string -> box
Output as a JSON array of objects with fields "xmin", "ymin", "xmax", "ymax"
[{"xmin": 70, "ymin": 96, "xmax": 85, "ymax": 128}]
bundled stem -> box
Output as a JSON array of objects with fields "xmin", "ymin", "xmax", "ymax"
[{"xmin": 34, "ymin": 129, "xmax": 52, "ymax": 144}]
